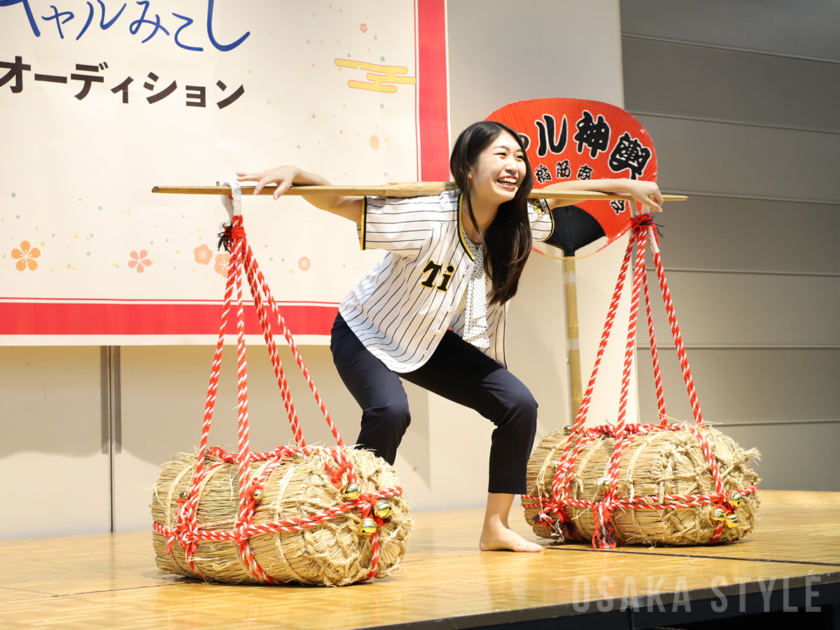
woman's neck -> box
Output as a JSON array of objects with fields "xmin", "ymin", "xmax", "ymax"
[{"xmin": 464, "ymin": 188, "xmax": 499, "ymax": 242}]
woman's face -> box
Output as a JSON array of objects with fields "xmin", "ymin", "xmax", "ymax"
[{"xmin": 466, "ymin": 130, "xmax": 527, "ymax": 205}]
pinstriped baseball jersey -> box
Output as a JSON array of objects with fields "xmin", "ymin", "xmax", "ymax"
[{"xmin": 338, "ymin": 190, "xmax": 554, "ymax": 373}]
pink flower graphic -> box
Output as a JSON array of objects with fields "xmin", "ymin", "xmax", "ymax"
[
  {"xmin": 298, "ymin": 256, "xmax": 311, "ymax": 271},
  {"xmin": 360, "ymin": 23, "xmax": 368, "ymax": 33},
  {"xmin": 214, "ymin": 253, "xmax": 230, "ymax": 277},
  {"xmin": 194, "ymin": 244, "xmax": 213, "ymax": 265},
  {"xmin": 129, "ymin": 250, "xmax": 151, "ymax": 273},
  {"xmin": 11, "ymin": 241, "xmax": 40, "ymax": 272}
]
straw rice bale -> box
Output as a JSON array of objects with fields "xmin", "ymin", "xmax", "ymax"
[
  {"xmin": 525, "ymin": 425, "xmax": 761, "ymax": 545},
  {"xmin": 152, "ymin": 446, "xmax": 412, "ymax": 586}
]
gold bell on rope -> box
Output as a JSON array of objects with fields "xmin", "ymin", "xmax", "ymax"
[
  {"xmin": 597, "ymin": 477, "xmax": 612, "ymax": 489},
  {"xmin": 359, "ymin": 518, "xmax": 377, "ymax": 536},
  {"xmin": 342, "ymin": 483, "xmax": 362, "ymax": 500},
  {"xmin": 373, "ymin": 500, "xmax": 392, "ymax": 519},
  {"xmin": 252, "ymin": 489, "xmax": 264, "ymax": 503},
  {"xmin": 291, "ymin": 452, "xmax": 305, "ymax": 464},
  {"xmin": 728, "ymin": 491, "xmax": 744, "ymax": 508},
  {"xmin": 563, "ymin": 425, "xmax": 573, "ymax": 435},
  {"xmin": 178, "ymin": 491, "xmax": 189, "ymax": 500},
  {"xmin": 712, "ymin": 508, "xmax": 727, "ymax": 522},
  {"xmin": 725, "ymin": 513, "xmax": 740, "ymax": 529}
]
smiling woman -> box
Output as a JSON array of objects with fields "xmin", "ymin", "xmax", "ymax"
[
  {"xmin": 448, "ymin": 121, "xmax": 534, "ymax": 308},
  {"xmin": 235, "ymin": 121, "xmax": 663, "ymax": 554}
]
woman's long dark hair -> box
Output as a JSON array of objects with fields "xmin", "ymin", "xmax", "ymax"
[{"xmin": 450, "ymin": 121, "xmax": 534, "ymax": 305}]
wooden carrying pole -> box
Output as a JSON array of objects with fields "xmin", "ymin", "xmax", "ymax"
[{"xmin": 151, "ymin": 183, "xmax": 687, "ymax": 203}]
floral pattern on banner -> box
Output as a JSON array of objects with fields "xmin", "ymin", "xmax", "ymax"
[
  {"xmin": 214, "ymin": 253, "xmax": 230, "ymax": 277},
  {"xmin": 194, "ymin": 244, "xmax": 213, "ymax": 265},
  {"xmin": 129, "ymin": 250, "xmax": 151, "ymax": 273},
  {"xmin": 11, "ymin": 241, "xmax": 40, "ymax": 271}
]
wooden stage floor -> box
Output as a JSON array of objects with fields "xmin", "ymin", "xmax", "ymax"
[{"xmin": 1, "ymin": 490, "xmax": 839, "ymax": 629}]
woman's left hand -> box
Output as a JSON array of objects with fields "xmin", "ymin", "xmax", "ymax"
[{"xmin": 622, "ymin": 180, "xmax": 664, "ymax": 215}]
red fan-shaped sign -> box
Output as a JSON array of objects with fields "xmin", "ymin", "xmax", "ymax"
[{"xmin": 486, "ymin": 98, "xmax": 658, "ymax": 245}]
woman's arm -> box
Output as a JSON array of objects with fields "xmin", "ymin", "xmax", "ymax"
[
  {"xmin": 540, "ymin": 178, "xmax": 664, "ymax": 214},
  {"xmin": 236, "ymin": 166, "xmax": 364, "ymax": 225}
]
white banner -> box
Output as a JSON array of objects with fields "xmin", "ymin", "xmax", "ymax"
[{"xmin": 0, "ymin": 0, "xmax": 449, "ymax": 344}]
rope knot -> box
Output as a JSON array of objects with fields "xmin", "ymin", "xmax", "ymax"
[
  {"xmin": 207, "ymin": 446, "xmax": 236, "ymax": 463},
  {"xmin": 597, "ymin": 425, "xmax": 618, "ymax": 437},
  {"xmin": 217, "ymin": 221, "xmax": 246, "ymax": 252},
  {"xmin": 631, "ymin": 214, "xmax": 655, "ymax": 229},
  {"xmin": 535, "ymin": 507, "xmax": 557, "ymax": 525},
  {"xmin": 593, "ymin": 503, "xmax": 618, "ymax": 548},
  {"xmin": 534, "ymin": 506, "xmax": 574, "ymax": 541},
  {"xmin": 631, "ymin": 213, "xmax": 663, "ymax": 240}
]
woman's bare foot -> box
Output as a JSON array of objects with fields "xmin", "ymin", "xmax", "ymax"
[
  {"xmin": 479, "ymin": 492, "xmax": 543, "ymax": 553},
  {"xmin": 479, "ymin": 520, "xmax": 543, "ymax": 552}
]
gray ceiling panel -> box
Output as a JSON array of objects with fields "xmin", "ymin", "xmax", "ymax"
[
  {"xmin": 620, "ymin": 0, "xmax": 840, "ymax": 62},
  {"xmin": 652, "ymin": 196, "xmax": 840, "ymax": 274},
  {"xmin": 638, "ymin": 114, "xmax": 840, "ymax": 203},
  {"xmin": 623, "ymin": 38, "xmax": 840, "ymax": 132},
  {"xmin": 644, "ymin": 271, "xmax": 840, "ymax": 346},
  {"xmin": 636, "ymin": 348, "xmax": 840, "ymax": 423},
  {"xmin": 714, "ymin": 422, "xmax": 840, "ymax": 491}
]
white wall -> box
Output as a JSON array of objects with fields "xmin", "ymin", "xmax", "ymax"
[
  {"xmin": 0, "ymin": 0, "xmax": 632, "ymax": 537},
  {"xmin": 0, "ymin": 347, "xmax": 110, "ymax": 539}
]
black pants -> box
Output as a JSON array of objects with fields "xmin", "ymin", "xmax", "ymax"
[{"xmin": 330, "ymin": 313, "xmax": 538, "ymax": 494}]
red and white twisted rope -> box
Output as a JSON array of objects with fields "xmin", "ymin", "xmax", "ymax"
[
  {"xmin": 535, "ymin": 216, "xmax": 752, "ymax": 549},
  {"xmin": 522, "ymin": 484, "xmax": 757, "ymax": 512},
  {"xmin": 641, "ymin": 256, "xmax": 667, "ymax": 424},
  {"xmin": 155, "ymin": 486, "xmax": 404, "ymax": 540},
  {"xmin": 160, "ymin": 214, "xmax": 398, "ymax": 583},
  {"xmin": 243, "ymin": 247, "xmax": 304, "ymax": 446},
  {"xmin": 615, "ymin": 229, "xmax": 648, "ymax": 435},
  {"xmin": 554, "ymin": 232, "xmax": 636, "ymax": 499},
  {"xmin": 248, "ymin": 248, "xmax": 344, "ymax": 447},
  {"xmin": 650, "ymin": 240, "xmax": 704, "ymax": 427},
  {"xmin": 595, "ymin": 231, "xmax": 650, "ymax": 545}
]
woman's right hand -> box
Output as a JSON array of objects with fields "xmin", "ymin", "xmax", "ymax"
[
  {"xmin": 235, "ymin": 165, "xmax": 361, "ymax": 224},
  {"xmin": 236, "ymin": 166, "xmax": 303, "ymax": 199}
]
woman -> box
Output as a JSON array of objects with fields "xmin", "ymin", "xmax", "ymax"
[{"xmin": 237, "ymin": 121, "xmax": 663, "ymax": 553}]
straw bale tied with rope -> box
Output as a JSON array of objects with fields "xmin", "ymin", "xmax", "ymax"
[
  {"xmin": 152, "ymin": 446, "xmax": 412, "ymax": 586},
  {"xmin": 521, "ymin": 215, "xmax": 761, "ymax": 548},
  {"xmin": 150, "ymin": 187, "xmax": 411, "ymax": 586},
  {"xmin": 524, "ymin": 425, "xmax": 760, "ymax": 546}
]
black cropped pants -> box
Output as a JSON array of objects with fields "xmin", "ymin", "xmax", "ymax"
[{"xmin": 330, "ymin": 313, "xmax": 538, "ymax": 494}]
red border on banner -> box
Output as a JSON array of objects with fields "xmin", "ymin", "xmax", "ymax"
[
  {"xmin": 2, "ymin": 6, "xmax": 448, "ymax": 340},
  {"xmin": 0, "ymin": 301, "xmax": 339, "ymax": 336},
  {"xmin": 417, "ymin": 0, "xmax": 450, "ymax": 182}
]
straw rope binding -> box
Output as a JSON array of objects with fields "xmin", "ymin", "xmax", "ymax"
[
  {"xmin": 151, "ymin": 200, "xmax": 411, "ymax": 586},
  {"xmin": 522, "ymin": 215, "xmax": 761, "ymax": 547},
  {"xmin": 152, "ymin": 446, "xmax": 411, "ymax": 585}
]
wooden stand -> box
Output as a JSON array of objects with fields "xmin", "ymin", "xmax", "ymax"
[{"xmin": 564, "ymin": 256, "xmax": 584, "ymax": 420}]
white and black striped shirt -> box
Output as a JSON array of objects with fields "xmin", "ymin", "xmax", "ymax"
[{"xmin": 338, "ymin": 190, "xmax": 554, "ymax": 373}]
